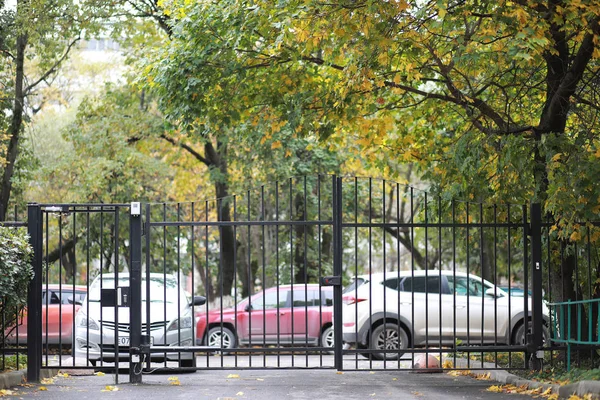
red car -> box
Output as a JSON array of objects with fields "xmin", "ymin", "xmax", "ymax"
[
  {"xmin": 196, "ymin": 284, "xmax": 334, "ymax": 349},
  {"xmin": 5, "ymin": 284, "xmax": 87, "ymax": 346}
]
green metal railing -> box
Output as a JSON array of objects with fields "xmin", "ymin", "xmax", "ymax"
[{"xmin": 549, "ymin": 298, "xmax": 600, "ymax": 371}]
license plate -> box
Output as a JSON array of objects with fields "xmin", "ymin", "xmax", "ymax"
[{"xmin": 118, "ymin": 336, "xmax": 130, "ymax": 346}]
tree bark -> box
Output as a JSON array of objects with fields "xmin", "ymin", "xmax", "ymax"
[{"xmin": 0, "ymin": 33, "xmax": 27, "ymax": 222}]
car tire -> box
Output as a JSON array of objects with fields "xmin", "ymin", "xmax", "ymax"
[
  {"xmin": 512, "ymin": 320, "xmax": 549, "ymax": 346},
  {"xmin": 320, "ymin": 326, "xmax": 334, "ymax": 354},
  {"xmin": 369, "ymin": 323, "xmax": 409, "ymax": 360},
  {"xmin": 206, "ymin": 326, "xmax": 236, "ymax": 349}
]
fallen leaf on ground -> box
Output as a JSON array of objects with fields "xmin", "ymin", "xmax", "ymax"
[
  {"xmin": 41, "ymin": 378, "xmax": 55, "ymax": 385},
  {"xmin": 101, "ymin": 385, "xmax": 119, "ymax": 392},
  {"xmin": 487, "ymin": 385, "xmax": 503, "ymax": 393},
  {"xmin": 0, "ymin": 389, "xmax": 15, "ymax": 396},
  {"xmin": 256, "ymin": 378, "xmax": 264, "ymax": 381},
  {"xmin": 236, "ymin": 392, "xmax": 244, "ymax": 396},
  {"xmin": 94, "ymin": 372, "xmax": 105, "ymax": 376},
  {"xmin": 227, "ymin": 374, "xmax": 240, "ymax": 379}
]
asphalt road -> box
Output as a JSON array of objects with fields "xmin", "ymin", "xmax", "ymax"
[{"xmin": 4, "ymin": 367, "xmax": 537, "ymax": 400}]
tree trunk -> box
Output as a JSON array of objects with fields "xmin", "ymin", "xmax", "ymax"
[
  {"xmin": 0, "ymin": 33, "xmax": 27, "ymax": 221},
  {"xmin": 205, "ymin": 141, "xmax": 236, "ymax": 297}
]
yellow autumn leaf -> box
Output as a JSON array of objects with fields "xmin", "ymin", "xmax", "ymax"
[
  {"xmin": 236, "ymin": 392, "xmax": 244, "ymax": 396},
  {"xmin": 271, "ymin": 141, "xmax": 282, "ymax": 150},
  {"xmin": 39, "ymin": 386, "xmax": 48, "ymax": 391},
  {"xmin": 476, "ymin": 372, "xmax": 491, "ymax": 380},
  {"xmin": 0, "ymin": 389, "xmax": 15, "ymax": 396},
  {"xmin": 487, "ymin": 385, "xmax": 503, "ymax": 393},
  {"xmin": 41, "ymin": 378, "xmax": 55, "ymax": 385},
  {"xmin": 227, "ymin": 374, "xmax": 240, "ymax": 379},
  {"xmin": 58, "ymin": 372, "xmax": 69, "ymax": 378},
  {"xmin": 442, "ymin": 360, "xmax": 454, "ymax": 369},
  {"xmin": 168, "ymin": 376, "xmax": 180, "ymax": 385},
  {"xmin": 101, "ymin": 385, "xmax": 119, "ymax": 392},
  {"xmin": 570, "ymin": 230, "xmax": 582, "ymax": 242},
  {"xmin": 552, "ymin": 153, "xmax": 562, "ymax": 162},
  {"xmin": 95, "ymin": 372, "xmax": 105, "ymax": 376}
]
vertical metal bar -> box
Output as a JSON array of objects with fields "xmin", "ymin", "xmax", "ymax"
[
  {"xmin": 261, "ymin": 185, "xmax": 266, "ymax": 367},
  {"xmin": 246, "ymin": 193, "xmax": 252, "ymax": 368},
  {"xmin": 289, "ymin": 178, "xmax": 294, "ymax": 367},
  {"xmin": 71, "ymin": 211, "xmax": 77, "ymax": 367},
  {"xmin": 452, "ymin": 200, "xmax": 457, "ymax": 368},
  {"xmin": 275, "ymin": 181, "xmax": 280, "ymax": 368},
  {"xmin": 530, "ymin": 203, "xmax": 543, "ymax": 370},
  {"xmin": 129, "ymin": 203, "xmax": 143, "ymax": 383},
  {"xmin": 507, "ymin": 205, "xmax": 512, "ymax": 367},
  {"xmin": 438, "ymin": 195, "xmax": 442, "ymax": 365},
  {"xmin": 145, "ymin": 204, "xmax": 151, "ymax": 371},
  {"xmin": 333, "ymin": 176, "xmax": 343, "ymax": 371},
  {"xmin": 368, "ymin": 178, "xmax": 373, "ymax": 369},
  {"xmin": 114, "ymin": 207, "xmax": 120, "ymax": 383},
  {"xmin": 58, "ymin": 212, "xmax": 63, "ymax": 360},
  {"xmin": 303, "ymin": 177, "xmax": 308, "ymax": 367},
  {"xmin": 27, "ymin": 203, "xmax": 42, "ymax": 383},
  {"xmin": 479, "ymin": 203, "xmax": 484, "ymax": 367},
  {"xmin": 354, "ymin": 178, "xmax": 359, "ymax": 369}
]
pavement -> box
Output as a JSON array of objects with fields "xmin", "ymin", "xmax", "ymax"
[{"xmin": 1, "ymin": 364, "xmax": 600, "ymax": 399}]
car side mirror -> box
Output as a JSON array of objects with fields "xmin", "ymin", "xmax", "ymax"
[
  {"xmin": 68, "ymin": 296, "xmax": 83, "ymax": 306},
  {"xmin": 485, "ymin": 288, "xmax": 503, "ymax": 298},
  {"xmin": 244, "ymin": 304, "xmax": 253, "ymax": 312},
  {"xmin": 191, "ymin": 296, "xmax": 207, "ymax": 306}
]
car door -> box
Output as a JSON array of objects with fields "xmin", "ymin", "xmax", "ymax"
[
  {"xmin": 447, "ymin": 275, "xmax": 508, "ymax": 343},
  {"xmin": 400, "ymin": 275, "xmax": 443, "ymax": 344},
  {"xmin": 287, "ymin": 289, "xmax": 324, "ymax": 343},
  {"xmin": 248, "ymin": 289, "xmax": 290, "ymax": 343}
]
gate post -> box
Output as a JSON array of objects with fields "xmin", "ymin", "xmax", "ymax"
[
  {"xmin": 332, "ymin": 176, "xmax": 344, "ymax": 371},
  {"xmin": 26, "ymin": 203, "xmax": 42, "ymax": 382},
  {"xmin": 529, "ymin": 203, "xmax": 544, "ymax": 370},
  {"xmin": 129, "ymin": 202, "xmax": 143, "ymax": 383}
]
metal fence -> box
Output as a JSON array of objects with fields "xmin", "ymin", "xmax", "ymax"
[{"xmin": 3, "ymin": 175, "xmax": 599, "ymax": 383}]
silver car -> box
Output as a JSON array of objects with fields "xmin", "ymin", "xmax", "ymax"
[
  {"xmin": 342, "ymin": 270, "xmax": 549, "ymax": 360},
  {"xmin": 74, "ymin": 273, "xmax": 204, "ymax": 367}
]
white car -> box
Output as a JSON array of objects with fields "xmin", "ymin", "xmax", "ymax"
[
  {"xmin": 74, "ymin": 273, "xmax": 205, "ymax": 367},
  {"xmin": 342, "ymin": 270, "xmax": 548, "ymax": 360}
]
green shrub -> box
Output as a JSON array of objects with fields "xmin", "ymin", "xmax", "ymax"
[{"xmin": 0, "ymin": 227, "xmax": 34, "ymax": 346}]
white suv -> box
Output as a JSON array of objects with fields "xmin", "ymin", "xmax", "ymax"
[{"xmin": 342, "ymin": 270, "xmax": 548, "ymax": 360}]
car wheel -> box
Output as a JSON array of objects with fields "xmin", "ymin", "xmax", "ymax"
[
  {"xmin": 513, "ymin": 320, "xmax": 549, "ymax": 346},
  {"xmin": 320, "ymin": 326, "xmax": 334, "ymax": 354},
  {"xmin": 369, "ymin": 323, "xmax": 409, "ymax": 360},
  {"xmin": 206, "ymin": 326, "xmax": 236, "ymax": 349}
]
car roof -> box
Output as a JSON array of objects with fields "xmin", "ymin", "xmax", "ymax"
[
  {"xmin": 352, "ymin": 270, "xmax": 477, "ymax": 284},
  {"xmin": 44, "ymin": 284, "xmax": 88, "ymax": 291}
]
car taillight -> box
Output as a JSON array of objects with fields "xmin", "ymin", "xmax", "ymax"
[{"xmin": 343, "ymin": 295, "xmax": 366, "ymax": 305}]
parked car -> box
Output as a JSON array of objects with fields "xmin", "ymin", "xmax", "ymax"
[
  {"xmin": 196, "ymin": 284, "xmax": 334, "ymax": 350},
  {"xmin": 342, "ymin": 270, "xmax": 549, "ymax": 360},
  {"xmin": 73, "ymin": 273, "xmax": 205, "ymax": 367},
  {"xmin": 5, "ymin": 284, "xmax": 87, "ymax": 345},
  {"xmin": 498, "ymin": 286, "xmax": 531, "ymax": 297}
]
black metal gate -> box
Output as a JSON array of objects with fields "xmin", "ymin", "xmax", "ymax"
[{"xmin": 15, "ymin": 174, "xmax": 594, "ymax": 383}]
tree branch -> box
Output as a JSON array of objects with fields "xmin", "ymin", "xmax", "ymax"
[{"xmin": 24, "ymin": 36, "xmax": 81, "ymax": 95}]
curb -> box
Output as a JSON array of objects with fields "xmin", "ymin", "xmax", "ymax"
[
  {"xmin": 0, "ymin": 369, "xmax": 59, "ymax": 390},
  {"xmin": 458, "ymin": 365, "xmax": 600, "ymax": 400}
]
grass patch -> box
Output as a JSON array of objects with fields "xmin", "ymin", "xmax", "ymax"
[{"xmin": 0, "ymin": 355, "xmax": 27, "ymax": 372}]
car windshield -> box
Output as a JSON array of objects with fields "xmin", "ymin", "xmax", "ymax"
[
  {"xmin": 87, "ymin": 276, "xmax": 179, "ymax": 303},
  {"xmin": 343, "ymin": 278, "xmax": 367, "ymax": 294}
]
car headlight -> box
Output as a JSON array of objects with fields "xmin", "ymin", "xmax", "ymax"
[
  {"xmin": 168, "ymin": 316, "xmax": 192, "ymax": 331},
  {"xmin": 76, "ymin": 313, "xmax": 99, "ymax": 330}
]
